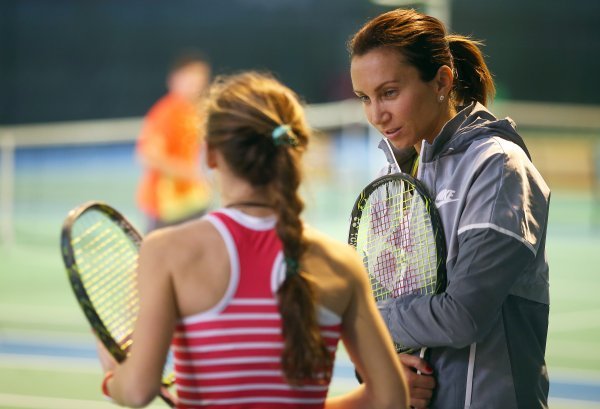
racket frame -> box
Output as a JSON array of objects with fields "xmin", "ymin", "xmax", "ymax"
[
  {"xmin": 61, "ymin": 201, "xmax": 176, "ymax": 406},
  {"xmin": 348, "ymin": 173, "xmax": 448, "ymax": 351},
  {"xmin": 61, "ymin": 201, "xmax": 141, "ymax": 362}
]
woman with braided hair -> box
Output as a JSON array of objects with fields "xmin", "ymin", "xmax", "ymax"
[{"xmin": 96, "ymin": 71, "xmax": 408, "ymax": 409}]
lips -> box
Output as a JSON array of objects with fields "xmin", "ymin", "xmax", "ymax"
[{"xmin": 383, "ymin": 127, "xmax": 402, "ymax": 139}]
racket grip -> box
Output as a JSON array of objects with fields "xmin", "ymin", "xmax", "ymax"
[
  {"xmin": 416, "ymin": 346, "xmax": 427, "ymax": 375},
  {"xmin": 354, "ymin": 368, "xmax": 364, "ymax": 384},
  {"xmin": 159, "ymin": 386, "xmax": 177, "ymax": 407}
]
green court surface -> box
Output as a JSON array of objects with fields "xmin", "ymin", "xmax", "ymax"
[{"xmin": 1, "ymin": 189, "xmax": 599, "ymax": 408}]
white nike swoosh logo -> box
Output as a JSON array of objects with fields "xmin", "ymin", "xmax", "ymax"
[{"xmin": 435, "ymin": 198, "xmax": 459, "ymax": 207}]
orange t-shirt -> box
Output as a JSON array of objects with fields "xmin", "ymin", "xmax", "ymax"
[{"xmin": 136, "ymin": 93, "xmax": 210, "ymax": 221}]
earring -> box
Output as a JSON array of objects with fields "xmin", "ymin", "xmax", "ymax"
[{"xmin": 439, "ymin": 95, "xmax": 445, "ymax": 102}]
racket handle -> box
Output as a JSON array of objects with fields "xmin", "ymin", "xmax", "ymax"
[
  {"xmin": 159, "ymin": 386, "xmax": 176, "ymax": 407},
  {"xmin": 416, "ymin": 346, "xmax": 427, "ymax": 375}
]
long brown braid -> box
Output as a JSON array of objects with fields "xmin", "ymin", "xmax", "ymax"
[{"xmin": 204, "ymin": 72, "xmax": 332, "ymax": 385}]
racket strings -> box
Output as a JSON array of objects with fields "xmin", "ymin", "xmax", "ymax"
[
  {"xmin": 357, "ymin": 181, "xmax": 438, "ymax": 301},
  {"xmin": 64, "ymin": 203, "xmax": 176, "ymax": 390},
  {"xmin": 71, "ymin": 212, "xmax": 139, "ymax": 348}
]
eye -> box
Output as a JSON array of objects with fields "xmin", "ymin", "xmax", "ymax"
[
  {"xmin": 355, "ymin": 94, "xmax": 370, "ymax": 103},
  {"xmin": 382, "ymin": 88, "xmax": 397, "ymax": 98}
]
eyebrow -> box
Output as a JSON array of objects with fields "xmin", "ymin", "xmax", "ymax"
[{"xmin": 353, "ymin": 80, "xmax": 400, "ymax": 95}]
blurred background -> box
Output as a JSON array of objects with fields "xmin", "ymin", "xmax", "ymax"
[{"xmin": 1, "ymin": 0, "xmax": 599, "ymax": 408}]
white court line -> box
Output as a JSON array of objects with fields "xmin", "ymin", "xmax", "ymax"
[
  {"xmin": 549, "ymin": 309, "xmax": 600, "ymax": 332},
  {"xmin": 0, "ymin": 393, "xmax": 110, "ymax": 409},
  {"xmin": 0, "ymin": 303, "xmax": 76, "ymax": 317},
  {"xmin": 551, "ymin": 367, "xmax": 600, "ymax": 383},
  {"xmin": 548, "ymin": 339, "xmax": 600, "ymax": 350},
  {"xmin": 0, "ymin": 393, "xmax": 164, "ymax": 409},
  {"xmin": 0, "ymin": 328, "xmax": 93, "ymax": 344},
  {"xmin": 549, "ymin": 397, "xmax": 600, "ymax": 409},
  {"xmin": 546, "ymin": 340, "xmax": 600, "ymax": 361},
  {"xmin": 0, "ymin": 354, "xmax": 99, "ymax": 373},
  {"xmin": 0, "ymin": 304, "xmax": 83, "ymax": 327},
  {"xmin": 0, "ymin": 390, "xmax": 597, "ymax": 409}
]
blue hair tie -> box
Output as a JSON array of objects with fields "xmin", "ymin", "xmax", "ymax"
[
  {"xmin": 272, "ymin": 124, "xmax": 298, "ymax": 147},
  {"xmin": 284, "ymin": 257, "xmax": 299, "ymax": 277}
]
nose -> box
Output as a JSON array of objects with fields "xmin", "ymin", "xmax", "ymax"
[{"xmin": 367, "ymin": 101, "xmax": 389, "ymax": 128}]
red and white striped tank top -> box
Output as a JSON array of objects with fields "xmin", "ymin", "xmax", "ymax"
[{"xmin": 172, "ymin": 208, "xmax": 342, "ymax": 409}]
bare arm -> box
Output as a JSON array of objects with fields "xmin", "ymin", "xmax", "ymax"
[
  {"xmin": 102, "ymin": 231, "xmax": 178, "ymax": 407},
  {"xmin": 325, "ymin": 249, "xmax": 409, "ymax": 409}
]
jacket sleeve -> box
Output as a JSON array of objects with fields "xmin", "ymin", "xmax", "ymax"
[{"xmin": 378, "ymin": 228, "xmax": 534, "ymax": 348}]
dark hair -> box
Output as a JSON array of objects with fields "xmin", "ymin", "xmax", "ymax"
[
  {"xmin": 348, "ymin": 8, "xmax": 495, "ymax": 107},
  {"xmin": 169, "ymin": 49, "xmax": 210, "ymax": 73},
  {"xmin": 205, "ymin": 72, "xmax": 332, "ymax": 385}
]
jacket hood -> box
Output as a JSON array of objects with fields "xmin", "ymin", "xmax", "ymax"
[{"xmin": 421, "ymin": 102, "xmax": 531, "ymax": 162}]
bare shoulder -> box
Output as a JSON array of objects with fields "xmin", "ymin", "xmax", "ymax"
[
  {"xmin": 301, "ymin": 225, "xmax": 370, "ymax": 316},
  {"xmin": 303, "ymin": 224, "xmax": 365, "ymax": 283},
  {"xmin": 140, "ymin": 217, "xmax": 221, "ymax": 270}
]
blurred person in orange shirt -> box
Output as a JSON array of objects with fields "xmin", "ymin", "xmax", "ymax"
[{"xmin": 136, "ymin": 51, "xmax": 212, "ymax": 231}]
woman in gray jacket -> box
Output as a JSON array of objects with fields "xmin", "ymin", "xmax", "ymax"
[{"xmin": 348, "ymin": 8, "xmax": 550, "ymax": 409}]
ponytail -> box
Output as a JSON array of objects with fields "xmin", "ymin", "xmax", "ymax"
[{"xmin": 447, "ymin": 35, "xmax": 495, "ymax": 107}]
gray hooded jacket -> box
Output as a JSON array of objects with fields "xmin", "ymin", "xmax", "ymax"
[{"xmin": 377, "ymin": 102, "xmax": 550, "ymax": 409}]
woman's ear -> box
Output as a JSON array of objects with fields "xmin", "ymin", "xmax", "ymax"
[
  {"xmin": 434, "ymin": 65, "xmax": 454, "ymax": 96},
  {"xmin": 205, "ymin": 143, "xmax": 218, "ymax": 169}
]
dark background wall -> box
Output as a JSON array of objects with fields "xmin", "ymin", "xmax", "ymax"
[{"xmin": 1, "ymin": 0, "xmax": 599, "ymax": 124}]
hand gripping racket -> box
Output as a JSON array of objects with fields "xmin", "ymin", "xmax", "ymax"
[
  {"xmin": 348, "ymin": 173, "xmax": 447, "ymax": 358},
  {"xmin": 60, "ymin": 201, "xmax": 176, "ymax": 407}
]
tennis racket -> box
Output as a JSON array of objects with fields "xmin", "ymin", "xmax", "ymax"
[
  {"xmin": 348, "ymin": 173, "xmax": 447, "ymax": 356},
  {"xmin": 60, "ymin": 201, "xmax": 176, "ymax": 407}
]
